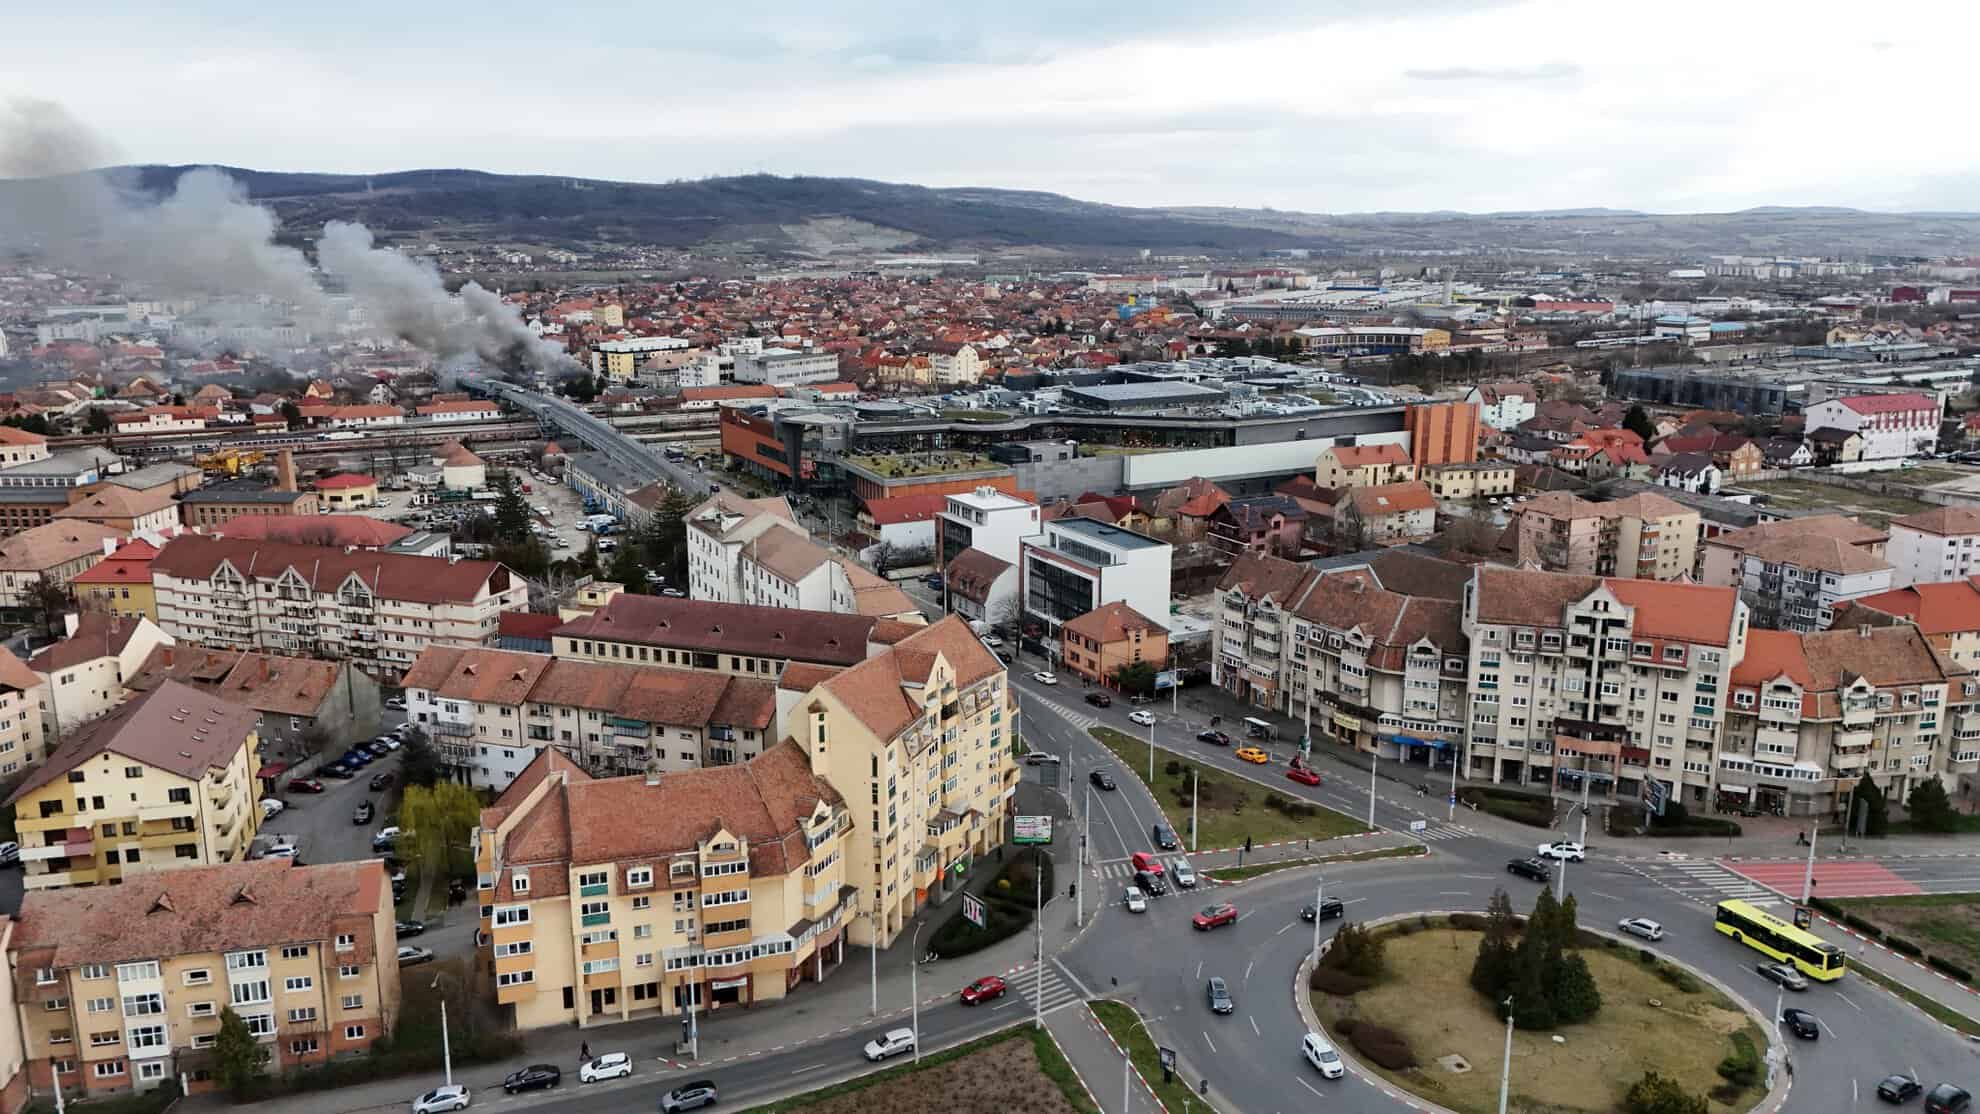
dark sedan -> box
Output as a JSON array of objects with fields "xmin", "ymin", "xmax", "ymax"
[
  {"xmin": 1195, "ymin": 730, "xmax": 1231, "ymax": 746},
  {"xmin": 1089, "ymin": 769, "xmax": 1117, "ymax": 791},
  {"xmin": 1879, "ymin": 1076, "xmax": 1923, "ymax": 1104},
  {"xmin": 1780, "ymin": 1007, "xmax": 1819, "ymax": 1040},
  {"xmin": 1506, "ymin": 858, "xmax": 1551, "ymax": 882},
  {"xmin": 1301, "ymin": 898, "xmax": 1345, "ymax": 922},
  {"xmin": 395, "ymin": 919, "xmax": 426, "ymax": 937},
  {"xmin": 502, "ymin": 1065, "xmax": 561, "ymax": 1093}
]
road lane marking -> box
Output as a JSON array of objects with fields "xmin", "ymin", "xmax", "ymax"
[
  {"xmin": 1299, "ymin": 1078, "xmax": 1325, "ymax": 1098},
  {"xmin": 1275, "ymin": 923, "xmax": 1293, "ymax": 936},
  {"xmin": 1243, "ymin": 961, "xmax": 1254, "ymax": 983},
  {"xmin": 1250, "ymin": 1015, "xmax": 1261, "ymax": 1036},
  {"xmin": 1437, "ymin": 890, "xmax": 1470, "ymax": 896},
  {"xmin": 1589, "ymin": 891, "xmax": 1621, "ymax": 901},
  {"xmin": 1835, "ymin": 991, "xmax": 1861, "ymax": 1011},
  {"xmin": 1202, "ymin": 1031, "xmax": 1218, "ymax": 1053},
  {"xmin": 791, "ymin": 1063, "xmax": 827, "ymax": 1075},
  {"xmin": 1195, "ymin": 961, "xmax": 1203, "ymax": 979}
]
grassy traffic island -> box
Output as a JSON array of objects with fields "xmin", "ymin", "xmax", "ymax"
[
  {"xmin": 1089, "ymin": 1000, "xmax": 1212, "ymax": 1112},
  {"xmin": 1200, "ymin": 843, "xmax": 1426, "ymax": 883},
  {"xmin": 1089, "ymin": 726, "xmax": 1366, "ymax": 849},
  {"xmin": 739, "ymin": 1023, "xmax": 1097, "ymax": 1114},
  {"xmin": 1311, "ymin": 892, "xmax": 1769, "ymax": 1114}
]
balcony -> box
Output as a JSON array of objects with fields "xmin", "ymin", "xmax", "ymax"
[
  {"xmin": 1831, "ymin": 751, "xmax": 1871, "ymax": 772},
  {"xmin": 579, "ymin": 912, "xmax": 611, "ymax": 928},
  {"xmin": 137, "ymin": 802, "xmax": 196, "ymax": 824},
  {"xmin": 1841, "ymin": 699, "xmax": 1876, "ymax": 727},
  {"xmin": 579, "ymin": 882, "xmax": 611, "ymax": 898}
]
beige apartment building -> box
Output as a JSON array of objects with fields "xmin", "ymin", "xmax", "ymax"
[
  {"xmin": 0, "ymin": 523, "xmax": 122, "ymax": 609},
  {"xmin": 1462, "ymin": 567, "xmax": 1749, "ymax": 807},
  {"xmin": 1420, "ymin": 461, "xmax": 1516, "ymax": 500},
  {"xmin": 12, "ymin": 859, "xmax": 398, "ymax": 1098},
  {"xmin": 1843, "ymin": 581, "xmax": 1980, "ymax": 669},
  {"xmin": 1510, "ymin": 492, "xmax": 1700, "ymax": 581},
  {"xmin": 29, "ymin": 613, "xmax": 174, "ymax": 748},
  {"xmin": 1723, "ymin": 625, "xmax": 1968, "ymax": 817},
  {"xmin": 400, "ymin": 646, "xmax": 779, "ymax": 792},
  {"xmin": 8, "ymin": 682, "xmax": 262, "ymax": 891},
  {"xmin": 149, "ymin": 536, "xmax": 528, "ymax": 678},
  {"xmin": 1314, "ymin": 443, "xmax": 1417, "ymax": 490},
  {"xmin": 552, "ymin": 594, "xmax": 893, "ymax": 681},
  {"xmin": 0, "ymin": 648, "xmax": 47, "ymax": 779},
  {"xmin": 796, "ymin": 616, "xmax": 1018, "ymax": 949},
  {"xmin": 475, "ymin": 744, "xmax": 855, "ymax": 1030},
  {"xmin": 1697, "ymin": 516, "xmax": 1893, "ymax": 633}
]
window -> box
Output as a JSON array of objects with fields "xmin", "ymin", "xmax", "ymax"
[
  {"xmin": 634, "ymin": 924, "xmax": 654, "ymax": 939},
  {"xmin": 289, "ymin": 1038, "xmax": 319, "ymax": 1057},
  {"xmin": 89, "ymin": 1031, "xmax": 120, "ymax": 1048},
  {"xmin": 496, "ymin": 970, "xmax": 535, "ymax": 988},
  {"xmin": 284, "ymin": 976, "xmax": 313, "ymax": 993},
  {"xmin": 128, "ymin": 1025, "xmax": 166, "ymax": 1052},
  {"xmin": 230, "ymin": 980, "xmax": 270, "ymax": 1007},
  {"xmin": 631, "ymin": 896, "xmax": 651, "ymax": 911},
  {"xmin": 87, "ymin": 997, "xmax": 114, "ymax": 1014},
  {"xmin": 338, "ymin": 965, "xmax": 360, "ymax": 980},
  {"xmin": 702, "ymin": 860, "xmax": 748, "ymax": 878},
  {"xmin": 493, "ymin": 941, "xmax": 532, "ymax": 958},
  {"xmin": 510, "ymin": 869, "xmax": 530, "ymax": 894},
  {"xmin": 47, "ymin": 1030, "xmax": 71, "ymax": 1045},
  {"xmin": 93, "ymin": 1060, "xmax": 125, "ymax": 1079},
  {"xmin": 281, "ymin": 945, "xmax": 309, "ymax": 960},
  {"xmin": 492, "ymin": 905, "xmax": 530, "ymax": 927},
  {"xmin": 244, "ymin": 1013, "xmax": 275, "ymax": 1037},
  {"xmin": 334, "ymin": 933, "xmax": 355, "ymax": 952},
  {"xmin": 341, "ymin": 994, "xmax": 364, "ymax": 1010},
  {"xmin": 122, "ymin": 993, "xmax": 162, "ymax": 1017},
  {"xmin": 42, "ymin": 996, "xmax": 67, "ymax": 1011},
  {"xmin": 187, "ymin": 1001, "xmax": 215, "ymax": 1019},
  {"xmin": 626, "ymin": 866, "xmax": 653, "ymax": 888},
  {"xmin": 345, "ymin": 1024, "xmax": 366, "ymax": 1041},
  {"xmin": 225, "ymin": 950, "xmax": 267, "ymax": 972},
  {"xmin": 79, "ymin": 964, "xmax": 109, "ymax": 981}
]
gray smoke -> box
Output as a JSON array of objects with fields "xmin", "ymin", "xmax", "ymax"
[{"xmin": 0, "ymin": 98, "xmax": 572, "ymax": 377}]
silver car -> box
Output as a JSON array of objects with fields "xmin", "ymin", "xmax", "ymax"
[{"xmin": 1618, "ymin": 917, "xmax": 1664, "ymax": 941}]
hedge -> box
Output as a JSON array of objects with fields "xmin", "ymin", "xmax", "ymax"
[
  {"xmin": 1333, "ymin": 1018, "xmax": 1417, "ymax": 1070},
  {"xmin": 1885, "ymin": 935, "xmax": 1924, "ymax": 958},
  {"xmin": 1459, "ymin": 787, "xmax": 1555, "ymax": 828},
  {"xmin": 929, "ymin": 854, "xmax": 1054, "ymax": 959},
  {"xmin": 1309, "ymin": 966, "xmax": 1375, "ymax": 996},
  {"xmin": 1928, "ymin": 955, "xmax": 1973, "ymax": 982},
  {"xmin": 1842, "ymin": 913, "xmax": 1884, "ymax": 940},
  {"xmin": 1809, "ymin": 897, "xmax": 1844, "ymax": 917}
]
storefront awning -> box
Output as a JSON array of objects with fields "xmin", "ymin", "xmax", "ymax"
[
  {"xmin": 1383, "ymin": 733, "xmax": 1448, "ymax": 750},
  {"xmin": 1718, "ymin": 784, "xmax": 1751, "ymax": 794}
]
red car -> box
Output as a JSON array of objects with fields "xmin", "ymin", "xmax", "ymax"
[
  {"xmin": 1286, "ymin": 766, "xmax": 1322, "ymax": 787},
  {"xmin": 287, "ymin": 778, "xmax": 325, "ymax": 794},
  {"xmin": 960, "ymin": 976, "xmax": 1008, "ymax": 1005},
  {"xmin": 1192, "ymin": 902, "xmax": 1239, "ymax": 931},
  {"xmin": 1130, "ymin": 851, "xmax": 1165, "ymax": 875}
]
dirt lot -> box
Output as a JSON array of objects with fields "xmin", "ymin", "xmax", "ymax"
[
  {"xmin": 1314, "ymin": 926, "xmax": 1764, "ymax": 1114},
  {"xmin": 1837, "ymin": 893, "xmax": 1980, "ymax": 972},
  {"xmin": 751, "ymin": 1029, "xmax": 1091, "ymax": 1114},
  {"xmin": 1740, "ymin": 477, "xmax": 1936, "ymax": 527}
]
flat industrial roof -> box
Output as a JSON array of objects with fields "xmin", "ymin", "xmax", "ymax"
[
  {"xmin": 1048, "ymin": 516, "xmax": 1166, "ymax": 551},
  {"xmin": 1062, "ymin": 382, "xmax": 1227, "ymax": 404}
]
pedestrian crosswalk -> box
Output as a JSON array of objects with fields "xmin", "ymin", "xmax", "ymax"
[
  {"xmin": 1093, "ymin": 853, "xmax": 1194, "ymax": 880},
  {"xmin": 1030, "ymin": 697, "xmax": 1098, "ymax": 732},
  {"xmin": 1006, "ymin": 959, "xmax": 1086, "ymax": 1016},
  {"xmin": 1408, "ymin": 823, "xmax": 1476, "ymax": 843},
  {"xmin": 1639, "ymin": 858, "xmax": 1781, "ymax": 907}
]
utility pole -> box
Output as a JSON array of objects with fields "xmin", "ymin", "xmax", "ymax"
[
  {"xmin": 1148, "ymin": 715, "xmax": 1156, "ymax": 787},
  {"xmin": 1191, "ymin": 767, "xmax": 1199, "ymax": 852},
  {"xmin": 1496, "ymin": 996, "xmax": 1514, "ymax": 1114},
  {"xmin": 1311, "ymin": 875, "xmax": 1324, "ymax": 958},
  {"xmin": 1448, "ymin": 741, "xmax": 1461, "ymax": 823},
  {"xmin": 868, "ymin": 903, "xmax": 878, "ymax": 1016},
  {"xmin": 1035, "ymin": 847, "xmax": 1045, "ymax": 1032},
  {"xmin": 1367, "ymin": 742, "xmax": 1379, "ymax": 830},
  {"xmin": 1800, "ymin": 824, "xmax": 1819, "ymax": 905}
]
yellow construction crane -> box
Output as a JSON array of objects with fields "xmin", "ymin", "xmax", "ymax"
[{"xmin": 196, "ymin": 447, "xmax": 266, "ymax": 477}]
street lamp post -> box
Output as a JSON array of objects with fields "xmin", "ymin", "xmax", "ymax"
[
  {"xmin": 1496, "ymin": 996, "xmax": 1514, "ymax": 1114},
  {"xmin": 1800, "ymin": 824, "xmax": 1819, "ymax": 905},
  {"xmin": 440, "ymin": 998, "xmax": 454, "ymax": 1087},
  {"xmin": 1034, "ymin": 848, "xmax": 1045, "ymax": 1032},
  {"xmin": 1311, "ymin": 875, "xmax": 1324, "ymax": 958},
  {"xmin": 1147, "ymin": 715, "xmax": 1156, "ymax": 787},
  {"xmin": 1191, "ymin": 767, "xmax": 1199, "ymax": 853},
  {"xmin": 1558, "ymin": 775, "xmax": 1589, "ymax": 902},
  {"xmin": 911, "ymin": 921, "xmax": 928, "ymax": 1064},
  {"xmin": 1448, "ymin": 741, "xmax": 1461, "ymax": 823},
  {"xmin": 868, "ymin": 900, "xmax": 879, "ymax": 1017},
  {"xmin": 1367, "ymin": 742, "xmax": 1379, "ymax": 830}
]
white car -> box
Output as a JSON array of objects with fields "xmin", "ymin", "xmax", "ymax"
[
  {"xmin": 1618, "ymin": 917, "xmax": 1665, "ymax": 941},
  {"xmin": 0, "ymin": 841, "xmax": 18, "ymax": 865},
  {"xmin": 1128, "ymin": 710, "xmax": 1156, "ymax": 726},
  {"xmin": 863, "ymin": 1027, "xmax": 917, "ymax": 1062},
  {"xmin": 1537, "ymin": 841, "xmax": 1586, "ymax": 862},
  {"xmin": 1032, "ymin": 672, "xmax": 1058, "ymax": 685},
  {"xmin": 259, "ymin": 798, "xmax": 285, "ymax": 820},
  {"xmin": 264, "ymin": 842, "xmax": 298, "ymax": 860},
  {"xmin": 411, "ymin": 1084, "xmax": 471, "ymax": 1113},
  {"xmin": 1124, "ymin": 886, "xmax": 1147, "ymax": 913},
  {"xmin": 579, "ymin": 1051, "xmax": 633, "ymax": 1082},
  {"xmin": 1302, "ymin": 1032, "xmax": 1346, "ymax": 1079},
  {"xmin": 1171, "ymin": 860, "xmax": 1197, "ymax": 889}
]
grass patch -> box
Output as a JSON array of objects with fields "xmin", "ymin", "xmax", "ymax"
[
  {"xmin": 1090, "ymin": 1000, "xmax": 1207, "ymax": 1113},
  {"xmin": 1458, "ymin": 786, "xmax": 1556, "ymax": 828},
  {"xmin": 1311, "ymin": 925, "xmax": 1763, "ymax": 1114},
  {"xmin": 1202, "ymin": 844, "xmax": 1426, "ymax": 882},
  {"xmin": 1835, "ymin": 893, "xmax": 1980, "ymax": 975},
  {"xmin": 738, "ymin": 1024, "xmax": 1097, "ymax": 1114},
  {"xmin": 1852, "ymin": 962, "xmax": 1980, "ymax": 1036},
  {"xmin": 1089, "ymin": 726, "xmax": 1366, "ymax": 848},
  {"xmin": 1741, "ymin": 477, "xmax": 1936, "ymax": 528}
]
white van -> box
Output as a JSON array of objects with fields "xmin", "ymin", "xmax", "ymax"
[{"xmin": 1302, "ymin": 1032, "xmax": 1345, "ymax": 1078}]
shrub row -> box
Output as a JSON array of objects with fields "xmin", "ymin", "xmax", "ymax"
[
  {"xmin": 1459, "ymin": 788, "xmax": 1554, "ymax": 828},
  {"xmin": 1841, "ymin": 912, "xmax": 1883, "ymax": 939},
  {"xmin": 1262, "ymin": 792, "xmax": 1323, "ymax": 820},
  {"xmin": 1309, "ymin": 967, "xmax": 1375, "ymax": 996},
  {"xmin": 930, "ymin": 855, "xmax": 1054, "ymax": 959},
  {"xmin": 1809, "ymin": 896, "xmax": 1844, "ymax": 917},
  {"xmin": 1716, "ymin": 1031, "xmax": 1761, "ymax": 1088},
  {"xmin": 1885, "ymin": 935, "xmax": 1924, "ymax": 958},
  {"xmin": 1332, "ymin": 1017, "xmax": 1417, "ymax": 1070},
  {"xmin": 1930, "ymin": 955, "xmax": 1975, "ymax": 982}
]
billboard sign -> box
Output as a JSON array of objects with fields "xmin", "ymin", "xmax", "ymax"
[
  {"xmin": 963, "ymin": 893, "xmax": 987, "ymax": 929},
  {"xmin": 1014, "ymin": 815, "xmax": 1053, "ymax": 845}
]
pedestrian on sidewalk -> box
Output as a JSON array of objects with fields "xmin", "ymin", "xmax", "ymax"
[{"xmin": 580, "ymin": 1041, "xmax": 590, "ymax": 1064}]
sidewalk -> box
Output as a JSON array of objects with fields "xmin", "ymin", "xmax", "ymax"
[{"xmin": 1045, "ymin": 1005, "xmax": 1167, "ymax": 1114}]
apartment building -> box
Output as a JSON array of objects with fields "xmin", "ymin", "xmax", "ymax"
[
  {"xmin": 552, "ymin": 595, "xmax": 888, "ymax": 681},
  {"xmin": 1019, "ymin": 518, "xmax": 1172, "ymax": 654},
  {"xmin": 1060, "ymin": 602, "xmax": 1169, "ymax": 687},
  {"xmin": 733, "ymin": 348, "xmax": 840, "ymax": 388},
  {"xmin": 8, "ymin": 682, "xmax": 262, "ymax": 891},
  {"xmin": 1723, "ymin": 625, "xmax": 1964, "ymax": 817},
  {"xmin": 1732, "ymin": 533, "xmax": 1893, "ymax": 633},
  {"xmin": 1420, "ymin": 461, "xmax": 1517, "ymax": 500},
  {"xmin": 685, "ymin": 493, "xmax": 801, "ymax": 604},
  {"xmin": 796, "ymin": 616, "xmax": 1017, "ymax": 949},
  {"xmin": 0, "ymin": 647, "xmax": 47, "ymax": 779},
  {"xmin": 1804, "ymin": 392, "xmax": 1940, "ymax": 460},
  {"xmin": 936, "ymin": 487, "xmax": 1040, "ymax": 568},
  {"xmin": 1465, "ymin": 383, "xmax": 1537, "ymax": 431},
  {"xmin": 1842, "ymin": 581, "xmax": 1980, "ymax": 669},
  {"xmin": 1313, "ymin": 444, "xmax": 1416, "ymax": 490},
  {"xmin": 125, "ymin": 647, "xmax": 381, "ymax": 761},
  {"xmin": 1886, "ymin": 508, "xmax": 1980, "ymax": 587},
  {"xmin": 12, "ymin": 859, "xmax": 398, "ymax": 1097},
  {"xmin": 149, "ymin": 536, "xmax": 528, "ymax": 677},
  {"xmin": 1462, "ymin": 567, "xmax": 1748, "ymax": 806},
  {"xmin": 1401, "ymin": 400, "xmax": 1481, "ymax": 467},
  {"xmin": 0, "ymin": 523, "xmax": 121, "ymax": 609},
  {"xmin": 401, "ymin": 646, "xmax": 778, "ymax": 790},
  {"xmin": 686, "ymin": 494, "xmax": 916, "ymax": 620},
  {"xmin": 70, "ymin": 538, "xmax": 166, "ymax": 622},
  {"xmin": 1510, "ymin": 492, "xmax": 1701, "ymax": 581},
  {"xmin": 474, "ymin": 743, "xmax": 854, "ymax": 1030},
  {"xmin": 942, "ymin": 548, "xmax": 1016, "ymax": 629},
  {"xmin": 28, "ymin": 613, "xmax": 174, "ymax": 746},
  {"xmin": 1334, "ymin": 482, "xmax": 1437, "ymax": 550}
]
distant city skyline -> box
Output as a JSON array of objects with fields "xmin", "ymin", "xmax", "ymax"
[{"xmin": 4, "ymin": 0, "xmax": 1974, "ymax": 215}]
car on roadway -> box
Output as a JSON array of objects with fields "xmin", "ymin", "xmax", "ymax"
[
  {"xmin": 1302, "ymin": 1032, "xmax": 1346, "ymax": 1079},
  {"xmin": 287, "ymin": 778, "xmax": 324, "ymax": 794},
  {"xmin": 1090, "ymin": 769, "xmax": 1117, "ymax": 791},
  {"xmin": 1128, "ymin": 709, "xmax": 1156, "ymax": 727},
  {"xmin": 1506, "ymin": 858, "xmax": 1551, "ymax": 882},
  {"xmin": 1152, "ymin": 823, "xmax": 1178, "ymax": 850},
  {"xmin": 397, "ymin": 945, "xmax": 434, "ymax": 966},
  {"xmin": 373, "ymin": 825, "xmax": 403, "ymax": 846},
  {"xmin": 264, "ymin": 841, "xmax": 299, "ymax": 860},
  {"xmin": 660, "ymin": 1080, "xmax": 719, "ymax": 1112},
  {"xmin": 1301, "ymin": 898, "xmax": 1345, "ymax": 922},
  {"xmin": 1617, "ymin": 918, "xmax": 1665, "ymax": 941},
  {"xmin": 1193, "ymin": 902, "xmax": 1239, "ymax": 931},
  {"xmin": 1756, "ymin": 962, "xmax": 1808, "ymax": 992},
  {"xmin": 1287, "ymin": 766, "xmax": 1322, "ymax": 787},
  {"xmin": 395, "ymin": 920, "xmax": 426, "ymax": 937},
  {"xmin": 385, "ymin": 696, "xmax": 407, "ymax": 711},
  {"xmin": 1928, "ymin": 1085, "xmax": 1974, "ymax": 1114},
  {"xmin": 1023, "ymin": 751, "xmax": 1062, "ymax": 766},
  {"xmin": 1134, "ymin": 869, "xmax": 1168, "ymax": 897},
  {"xmin": 1206, "ymin": 976, "xmax": 1234, "ymax": 1014},
  {"xmin": 1780, "ymin": 1007, "xmax": 1819, "ymax": 1040},
  {"xmin": 1537, "ymin": 840, "xmax": 1586, "ymax": 862},
  {"xmin": 322, "ymin": 764, "xmax": 355, "ymax": 779},
  {"xmin": 259, "ymin": 798, "xmax": 285, "ymax": 820},
  {"xmin": 370, "ymin": 771, "xmax": 396, "ymax": 790},
  {"xmin": 501, "ymin": 1064, "xmax": 561, "ymax": 1094},
  {"xmin": 1235, "ymin": 746, "xmax": 1269, "ymax": 764},
  {"xmin": 1124, "ymin": 886, "xmax": 1147, "ymax": 913},
  {"xmin": 1130, "ymin": 851, "xmax": 1165, "ymax": 876},
  {"xmin": 960, "ymin": 976, "xmax": 1008, "ymax": 1005},
  {"xmin": 410, "ymin": 1084, "xmax": 470, "ymax": 1113},
  {"xmin": 1085, "ymin": 691, "xmax": 1112, "ymax": 707},
  {"xmin": 1878, "ymin": 1075, "xmax": 1924, "ymax": 1104},
  {"xmin": 1032, "ymin": 671, "xmax": 1058, "ymax": 685},
  {"xmin": 1196, "ymin": 729, "xmax": 1231, "ymax": 746},
  {"xmin": 353, "ymin": 801, "xmax": 375, "ymax": 825},
  {"xmin": 578, "ymin": 1051, "xmax": 631, "ymax": 1083},
  {"xmin": 1171, "ymin": 860, "xmax": 1197, "ymax": 888},
  {"xmin": 863, "ymin": 1028, "xmax": 917, "ymax": 1061}
]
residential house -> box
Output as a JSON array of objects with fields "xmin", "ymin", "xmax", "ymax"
[
  {"xmin": 70, "ymin": 538, "xmax": 165, "ymax": 621},
  {"xmin": 943, "ymin": 548, "xmax": 1017, "ymax": 631},
  {"xmin": 1147, "ymin": 477, "xmax": 1229, "ymax": 542},
  {"xmin": 52, "ymin": 488, "xmax": 180, "ymax": 535},
  {"xmin": 1314, "ymin": 443, "xmax": 1416, "ymax": 490},
  {"xmin": 1206, "ymin": 495, "xmax": 1307, "ymax": 558},
  {"xmin": 0, "ymin": 648, "xmax": 46, "ymax": 777},
  {"xmin": 1655, "ymin": 453, "xmax": 1720, "ymax": 494},
  {"xmin": 1060, "ymin": 602, "xmax": 1169, "ymax": 687},
  {"xmin": 0, "ymin": 523, "xmax": 122, "ymax": 609},
  {"xmin": 0, "ymin": 426, "xmax": 51, "ymax": 468},
  {"xmin": 1465, "ymin": 382, "xmax": 1538, "ymax": 431},
  {"xmin": 1805, "ymin": 428, "xmax": 1866, "ymax": 466},
  {"xmin": 1333, "ymin": 482, "xmax": 1437, "ymax": 550},
  {"xmin": 1420, "ymin": 461, "xmax": 1516, "ymax": 500},
  {"xmin": 125, "ymin": 647, "xmax": 381, "ymax": 764},
  {"xmin": 8, "ymin": 682, "xmax": 262, "ymax": 891},
  {"xmin": 28, "ymin": 613, "xmax": 174, "ymax": 747}
]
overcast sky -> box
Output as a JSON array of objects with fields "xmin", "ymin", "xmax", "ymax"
[{"xmin": 4, "ymin": 0, "xmax": 1973, "ymax": 214}]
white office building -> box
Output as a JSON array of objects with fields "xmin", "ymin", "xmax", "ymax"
[
  {"xmin": 735, "ymin": 347, "xmax": 841, "ymax": 388},
  {"xmin": 1019, "ymin": 518, "xmax": 1172, "ymax": 653},
  {"xmin": 1804, "ymin": 393, "xmax": 1941, "ymax": 460},
  {"xmin": 938, "ymin": 487, "xmax": 1041, "ymax": 568}
]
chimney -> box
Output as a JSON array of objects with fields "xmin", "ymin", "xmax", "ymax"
[
  {"xmin": 1860, "ymin": 624, "xmax": 1873, "ymax": 639},
  {"xmin": 276, "ymin": 450, "xmax": 297, "ymax": 494},
  {"xmin": 62, "ymin": 612, "xmax": 79, "ymax": 638}
]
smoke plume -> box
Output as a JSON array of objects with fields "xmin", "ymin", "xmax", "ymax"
[{"xmin": 0, "ymin": 97, "xmax": 572, "ymax": 376}]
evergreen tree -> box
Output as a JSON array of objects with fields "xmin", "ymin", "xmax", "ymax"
[
  {"xmin": 1623, "ymin": 403, "xmax": 1658, "ymax": 443},
  {"xmin": 1470, "ymin": 889, "xmax": 1518, "ymax": 999},
  {"xmin": 606, "ymin": 537, "xmax": 648, "ymax": 590},
  {"xmin": 1906, "ymin": 778, "xmax": 1958, "ymax": 832},
  {"xmin": 644, "ymin": 486, "xmax": 694, "ymax": 588},
  {"xmin": 213, "ymin": 1006, "xmax": 270, "ymax": 1098},
  {"xmin": 492, "ymin": 473, "xmax": 531, "ymax": 539},
  {"xmin": 1849, "ymin": 776, "xmax": 1890, "ymax": 836}
]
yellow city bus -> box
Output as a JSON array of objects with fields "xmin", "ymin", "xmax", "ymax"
[{"xmin": 1714, "ymin": 899, "xmax": 1847, "ymax": 982}]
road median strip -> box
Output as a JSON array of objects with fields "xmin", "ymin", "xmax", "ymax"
[{"xmin": 1201, "ymin": 843, "xmax": 1429, "ymax": 884}]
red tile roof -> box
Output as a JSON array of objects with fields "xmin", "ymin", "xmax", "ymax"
[
  {"xmin": 1836, "ymin": 393, "xmax": 1937, "ymax": 414},
  {"xmin": 150, "ymin": 535, "xmax": 513, "ymax": 605}
]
